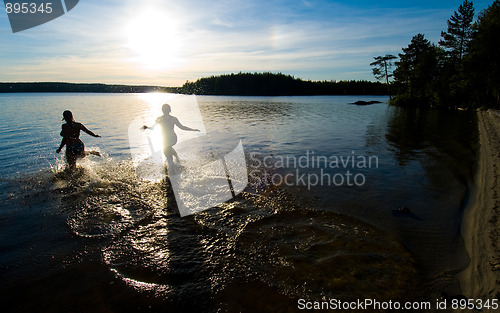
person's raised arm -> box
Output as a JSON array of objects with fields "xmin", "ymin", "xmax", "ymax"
[
  {"xmin": 80, "ymin": 124, "xmax": 101, "ymax": 137},
  {"xmin": 174, "ymin": 117, "xmax": 200, "ymax": 132}
]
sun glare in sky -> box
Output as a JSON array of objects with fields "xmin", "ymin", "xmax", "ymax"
[{"xmin": 125, "ymin": 8, "xmax": 184, "ymax": 71}]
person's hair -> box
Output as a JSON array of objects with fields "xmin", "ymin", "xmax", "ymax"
[
  {"xmin": 162, "ymin": 104, "xmax": 171, "ymax": 115},
  {"xmin": 62, "ymin": 110, "xmax": 74, "ymax": 122}
]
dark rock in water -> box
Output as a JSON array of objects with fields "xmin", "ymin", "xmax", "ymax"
[
  {"xmin": 397, "ymin": 206, "xmax": 411, "ymax": 214},
  {"xmin": 391, "ymin": 206, "xmax": 424, "ymax": 220},
  {"xmin": 351, "ymin": 100, "xmax": 383, "ymax": 105}
]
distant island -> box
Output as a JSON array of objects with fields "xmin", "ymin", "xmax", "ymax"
[{"xmin": 0, "ymin": 73, "xmax": 387, "ymax": 96}]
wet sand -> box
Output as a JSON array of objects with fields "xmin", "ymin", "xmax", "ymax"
[{"xmin": 460, "ymin": 109, "xmax": 500, "ymax": 300}]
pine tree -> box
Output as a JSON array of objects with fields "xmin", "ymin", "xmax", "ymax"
[
  {"xmin": 466, "ymin": 0, "xmax": 500, "ymax": 107},
  {"xmin": 393, "ymin": 34, "xmax": 440, "ymax": 105},
  {"xmin": 439, "ymin": 0, "xmax": 475, "ymax": 60},
  {"xmin": 371, "ymin": 54, "xmax": 397, "ymax": 99}
]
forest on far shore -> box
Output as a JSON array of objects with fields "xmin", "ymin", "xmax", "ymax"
[
  {"xmin": 0, "ymin": 75, "xmax": 388, "ymax": 96},
  {"xmin": 179, "ymin": 72, "xmax": 387, "ymax": 96}
]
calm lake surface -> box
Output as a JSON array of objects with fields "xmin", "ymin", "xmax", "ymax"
[{"xmin": 0, "ymin": 93, "xmax": 478, "ymax": 312}]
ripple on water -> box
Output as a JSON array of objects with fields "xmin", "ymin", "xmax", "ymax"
[
  {"xmin": 87, "ymin": 182, "xmax": 419, "ymax": 309},
  {"xmin": 36, "ymin": 153, "xmax": 420, "ymax": 310},
  {"xmin": 232, "ymin": 209, "xmax": 419, "ymax": 302}
]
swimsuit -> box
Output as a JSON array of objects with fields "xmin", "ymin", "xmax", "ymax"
[
  {"xmin": 66, "ymin": 139, "xmax": 85, "ymax": 156},
  {"xmin": 61, "ymin": 122, "xmax": 85, "ymax": 156}
]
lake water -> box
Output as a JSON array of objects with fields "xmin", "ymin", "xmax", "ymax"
[{"xmin": 0, "ymin": 93, "xmax": 478, "ymax": 312}]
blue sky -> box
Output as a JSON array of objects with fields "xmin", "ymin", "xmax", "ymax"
[{"xmin": 0, "ymin": 0, "xmax": 494, "ymax": 86}]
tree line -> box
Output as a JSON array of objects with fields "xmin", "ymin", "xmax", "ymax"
[
  {"xmin": 372, "ymin": 0, "xmax": 500, "ymax": 109},
  {"xmin": 0, "ymin": 77, "xmax": 387, "ymax": 96},
  {"xmin": 179, "ymin": 72, "xmax": 387, "ymax": 96},
  {"xmin": 0, "ymin": 82, "xmax": 176, "ymax": 93}
]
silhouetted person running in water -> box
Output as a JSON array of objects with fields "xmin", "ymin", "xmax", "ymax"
[
  {"xmin": 142, "ymin": 103, "xmax": 199, "ymax": 173},
  {"xmin": 56, "ymin": 110, "xmax": 101, "ymax": 171}
]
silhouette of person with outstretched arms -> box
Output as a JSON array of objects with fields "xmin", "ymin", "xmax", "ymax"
[
  {"xmin": 142, "ymin": 103, "xmax": 199, "ymax": 173},
  {"xmin": 56, "ymin": 110, "xmax": 101, "ymax": 171}
]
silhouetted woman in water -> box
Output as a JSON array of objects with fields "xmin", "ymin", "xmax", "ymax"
[
  {"xmin": 56, "ymin": 110, "xmax": 101, "ymax": 171},
  {"xmin": 142, "ymin": 103, "xmax": 199, "ymax": 171}
]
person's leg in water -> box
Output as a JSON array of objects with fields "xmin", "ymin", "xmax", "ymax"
[
  {"xmin": 86, "ymin": 150, "xmax": 101, "ymax": 157},
  {"xmin": 163, "ymin": 146, "xmax": 176, "ymax": 175},
  {"xmin": 66, "ymin": 141, "xmax": 100, "ymax": 172},
  {"xmin": 66, "ymin": 151, "xmax": 77, "ymax": 172},
  {"xmin": 67, "ymin": 152, "xmax": 100, "ymax": 172},
  {"xmin": 172, "ymin": 147, "xmax": 180, "ymax": 162}
]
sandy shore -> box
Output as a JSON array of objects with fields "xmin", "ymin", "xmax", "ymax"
[{"xmin": 459, "ymin": 109, "xmax": 500, "ymax": 301}]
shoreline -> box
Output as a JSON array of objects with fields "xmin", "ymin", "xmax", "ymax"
[{"xmin": 459, "ymin": 109, "xmax": 500, "ymax": 300}]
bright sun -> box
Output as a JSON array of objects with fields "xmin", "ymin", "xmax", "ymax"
[{"xmin": 125, "ymin": 9, "xmax": 184, "ymax": 70}]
